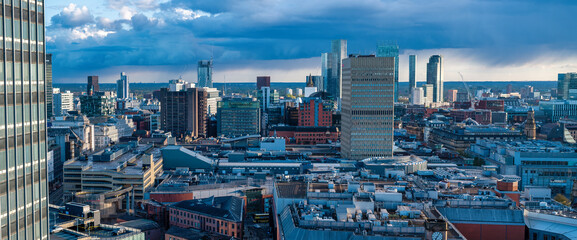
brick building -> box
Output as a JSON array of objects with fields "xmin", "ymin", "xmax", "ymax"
[
  {"xmin": 298, "ymin": 97, "xmax": 333, "ymax": 127},
  {"xmin": 476, "ymin": 98, "xmax": 505, "ymax": 112},
  {"xmin": 155, "ymin": 86, "xmax": 208, "ymax": 138},
  {"xmin": 270, "ymin": 126, "xmax": 339, "ymax": 144},
  {"xmin": 168, "ymin": 196, "xmax": 244, "ymax": 239}
]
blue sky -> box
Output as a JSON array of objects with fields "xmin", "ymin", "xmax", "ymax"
[{"xmin": 47, "ymin": 0, "xmax": 577, "ymax": 83}]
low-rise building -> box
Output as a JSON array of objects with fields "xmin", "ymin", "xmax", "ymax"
[
  {"xmin": 269, "ymin": 126, "xmax": 339, "ymax": 145},
  {"xmin": 63, "ymin": 143, "xmax": 163, "ymax": 202},
  {"xmin": 169, "ymin": 196, "xmax": 244, "ymax": 239},
  {"xmin": 94, "ymin": 123, "xmax": 119, "ymax": 148},
  {"xmin": 469, "ymin": 139, "xmax": 577, "ymax": 196},
  {"xmin": 429, "ymin": 126, "xmax": 523, "ymax": 152}
]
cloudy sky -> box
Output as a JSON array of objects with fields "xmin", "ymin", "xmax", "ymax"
[{"xmin": 46, "ymin": 0, "xmax": 577, "ymax": 84}]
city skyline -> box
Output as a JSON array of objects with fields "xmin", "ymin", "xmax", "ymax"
[{"xmin": 46, "ymin": 0, "xmax": 577, "ymax": 83}]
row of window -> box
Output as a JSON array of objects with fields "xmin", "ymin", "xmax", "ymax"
[
  {"xmin": 1, "ymin": 6, "xmax": 44, "ymax": 23},
  {"xmin": 0, "ymin": 50, "xmax": 46, "ymax": 63},
  {"xmin": 0, "ymin": 92, "xmax": 45, "ymax": 105}
]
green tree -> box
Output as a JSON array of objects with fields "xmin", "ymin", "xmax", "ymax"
[
  {"xmin": 554, "ymin": 193, "xmax": 571, "ymax": 206},
  {"xmin": 473, "ymin": 157, "xmax": 485, "ymax": 166}
]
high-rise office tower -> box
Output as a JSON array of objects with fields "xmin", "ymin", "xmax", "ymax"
[
  {"xmin": 155, "ymin": 81, "xmax": 208, "ymax": 138},
  {"xmin": 1, "ymin": 1, "xmax": 49, "ymax": 239},
  {"xmin": 116, "ymin": 72, "xmax": 129, "ymax": 99},
  {"xmin": 87, "ymin": 76, "xmax": 99, "ymax": 96},
  {"xmin": 409, "ymin": 55, "xmax": 417, "ymax": 93},
  {"xmin": 341, "ymin": 55, "xmax": 395, "ymax": 160},
  {"xmin": 377, "ymin": 41, "xmax": 399, "ymax": 102},
  {"xmin": 322, "ymin": 40, "xmax": 347, "ymax": 102},
  {"xmin": 256, "ymin": 76, "xmax": 271, "ymax": 90},
  {"xmin": 426, "ymin": 55, "xmax": 443, "ymax": 102},
  {"xmin": 200, "ymin": 87, "xmax": 221, "ymax": 116},
  {"xmin": 321, "ymin": 53, "xmax": 332, "ymax": 93},
  {"xmin": 53, "ymin": 89, "xmax": 75, "ymax": 116},
  {"xmin": 557, "ymin": 72, "xmax": 577, "ymax": 100},
  {"xmin": 217, "ymin": 97, "xmax": 261, "ymax": 137},
  {"xmin": 197, "ymin": 60, "xmax": 213, "ymax": 88},
  {"xmin": 46, "ymin": 54, "xmax": 53, "ymax": 118}
]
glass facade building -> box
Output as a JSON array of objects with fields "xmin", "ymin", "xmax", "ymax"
[
  {"xmin": 45, "ymin": 54, "xmax": 51, "ymax": 118},
  {"xmin": 321, "ymin": 40, "xmax": 347, "ymax": 104},
  {"xmin": 376, "ymin": 42, "xmax": 399, "ymax": 102},
  {"xmin": 408, "ymin": 55, "xmax": 417, "ymax": 94},
  {"xmin": 557, "ymin": 72, "xmax": 577, "ymax": 100},
  {"xmin": 116, "ymin": 72, "xmax": 129, "ymax": 99},
  {"xmin": 0, "ymin": 0, "xmax": 49, "ymax": 239},
  {"xmin": 426, "ymin": 55, "xmax": 443, "ymax": 103},
  {"xmin": 197, "ymin": 60, "xmax": 213, "ymax": 88},
  {"xmin": 217, "ymin": 97, "xmax": 260, "ymax": 137}
]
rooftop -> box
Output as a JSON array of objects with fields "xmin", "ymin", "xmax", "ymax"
[
  {"xmin": 171, "ymin": 196, "xmax": 244, "ymax": 222},
  {"xmin": 64, "ymin": 144, "xmax": 160, "ymax": 175}
]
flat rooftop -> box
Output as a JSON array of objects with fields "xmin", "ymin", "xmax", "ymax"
[{"xmin": 65, "ymin": 144, "xmax": 160, "ymax": 175}]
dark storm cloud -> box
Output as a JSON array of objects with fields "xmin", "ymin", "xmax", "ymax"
[{"xmin": 47, "ymin": 0, "xmax": 577, "ymax": 81}]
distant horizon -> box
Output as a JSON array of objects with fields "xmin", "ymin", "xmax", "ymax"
[
  {"xmin": 53, "ymin": 80, "xmax": 558, "ymax": 84},
  {"xmin": 46, "ymin": 1, "xmax": 577, "ymax": 84}
]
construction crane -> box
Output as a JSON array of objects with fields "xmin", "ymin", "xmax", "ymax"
[{"xmin": 458, "ymin": 72, "xmax": 475, "ymax": 109}]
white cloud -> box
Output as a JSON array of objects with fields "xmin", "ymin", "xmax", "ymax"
[
  {"xmin": 51, "ymin": 3, "xmax": 94, "ymax": 28},
  {"xmin": 119, "ymin": 6, "xmax": 137, "ymax": 20},
  {"xmin": 70, "ymin": 25, "xmax": 116, "ymax": 40},
  {"xmin": 173, "ymin": 8, "xmax": 213, "ymax": 21}
]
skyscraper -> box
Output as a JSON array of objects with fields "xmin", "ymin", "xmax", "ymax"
[
  {"xmin": 409, "ymin": 55, "xmax": 417, "ymax": 93},
  {"xmin": 322, "ymin": 40, "xmax": 347, "ymax": 102},
  {"xmin": 197, "ymin": 60, "xmax": 213, "ymax": 88},
  {"xmin": 321, "ymin": 52, "xmax": 332, "ymax": 93},
  {"xmin": 46, "ymin": 54, "xmax": 53, "ymax": 118},
  {"xmin": 1, "ymin": 1, "xmax": 49, "ymax": 239},
  {"xmin": 87, "ymin": 76, "xmax": 100, "ymax": 96},
  {"xmin": 557, "ymin": 72, "xmax": 577, "ymax": 100},
  {"xmin": 426, "ymin": 55, "xmax": 443, "ymax": 102},
  {"xmin": 116, "ymin": 72, "xmax": 129, "ymax": 99},
  {"xmin": 377, "ymin": 41, "xmax": 399, "ymax": 102},
  {"xmin": 256, "ymin": 76, "xmax": 271, "ymax": 90},
  {"xmin": 341, "ymin": 55, "xmax": 395, "ymax": 160},
  {"xmin": 155, "ymin": 81, "xmax": 208, "ymax": 138}
]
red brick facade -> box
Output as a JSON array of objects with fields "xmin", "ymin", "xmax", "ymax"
[
  {"xmin": 452, "ymin": 223, "xmax": 525, "ymax": 240},
  {"xmin": 298, "ymin": 98, "xmax": 332, "ymax": 127},
  {"xmin": 169, "ymin": 208, "xmax": 243, "ymax": 239}
]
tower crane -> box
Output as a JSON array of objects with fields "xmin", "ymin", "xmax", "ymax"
[{"xmin": 458, "ymin": 72, "xmax": 475, "ymax": 109}]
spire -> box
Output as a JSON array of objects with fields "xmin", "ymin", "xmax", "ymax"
[{"xmin": 307, "ymin": 74, "xmax": 314, "ymax": 87}]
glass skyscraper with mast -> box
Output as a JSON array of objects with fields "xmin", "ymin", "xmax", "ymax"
[
  {"xmin": 0, "ymin": 0, "xmax": 49, "ymax": 239},
  {"xmin": 197, "ymin": 60, "xmax": 213, "ymax": 88}
]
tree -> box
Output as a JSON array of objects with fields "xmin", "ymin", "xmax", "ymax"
[
  {"xmin": 473, "ymin": 157, "xmax": 485, "ymax": 166},
  {"xmin": 554, "ymin": 193, "xmax": 571, "ymax": 206}
]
